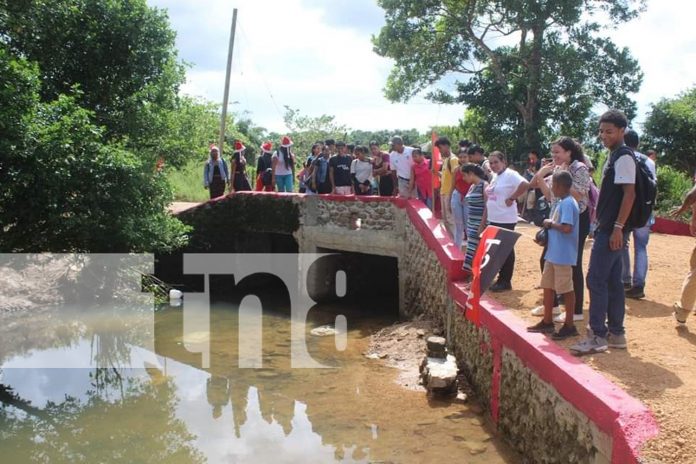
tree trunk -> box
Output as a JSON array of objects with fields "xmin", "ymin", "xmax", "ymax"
[{"xmin": 521, "ymin": 24, "xmax": 544, "ymax": 152}]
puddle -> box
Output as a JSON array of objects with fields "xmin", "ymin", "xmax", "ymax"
[{"xmin": 0, "ymin": 302, "xmax": 518, "ymax": 463}]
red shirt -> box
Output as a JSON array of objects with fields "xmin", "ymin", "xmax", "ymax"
[
  {"xmin": 454, "ymin": 170, "xmax": 472, "ymax": 196},
  {"xmin": 413, "ymin": 159, "xmax": 433, "ymax": 198}
]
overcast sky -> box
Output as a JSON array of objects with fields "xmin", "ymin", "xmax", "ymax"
[{"xmin": 148, "ymin": 0, "xmax": 696, "ymax": 134}]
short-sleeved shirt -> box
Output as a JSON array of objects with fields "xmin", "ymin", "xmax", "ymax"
[
  {"xmin": 351, "ymin": 158, "xmax": 373, "ymax": 183},
  {"xmin": 485, "ymin": 168, "xmax": 526, "ymax": 223},
  {"xmin": 545, "ymin": 196, "xmax": 580, "ymax": 266},
  {"xmin": 544, "ymin": 160, "xmax": 591, "ymax": 213},
  {"xmin": 329, "ymin": 154, "xmax": 352, "ymax": 186},
  {"xmin": 390, "ymin": 147, "xmax": 414, "ymax": 180},
  {"xmin": 440, "ymin": 155, "xmax": 460, "ymax": 195},
  {"xmin": 635, "ymin": 151, "xmax": 656, "ymax": 178}
]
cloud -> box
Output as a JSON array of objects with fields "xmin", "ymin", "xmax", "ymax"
[{"xmin": 151, "ymin": 0, "xmax": 693, "ymax": 135}]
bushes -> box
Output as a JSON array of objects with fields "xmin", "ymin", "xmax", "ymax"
[
  {"xmin": 656, "ymin": 165, "xmax": 692, "ymax": 215},
  {"xmin": 0, "ymin": 62, "xmax": 189, "ymax": 252}
]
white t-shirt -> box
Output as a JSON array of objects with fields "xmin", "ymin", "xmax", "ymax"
[
  {"xmin": 485, "ymin": 168, "xmax": 526, "ymax": 223},
  {"xmin": 389, "ymin": 146, "xmax": 414, "ymax": 180},
  {"xmin": 272, "ymin": 151, "xmax": 293, "ymax": 176},
  {"xmin": 636, "ymin": 151, "xmax": 656, "ymax": 178},
  {"xmin": 603, "ymin": 154, "xmax": 636, "ymax": 185},
  {"xmin": 350, "ymin": 158, "xmax": 373, "ymax": 183}
]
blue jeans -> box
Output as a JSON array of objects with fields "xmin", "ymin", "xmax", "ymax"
[
  {"xmin": 450, "ymin": 190, "xmax": 469, "ymax": 249},
  {"xmin": 275, "ymin": 174, "xmax": 293, "ymax": 192},
  {"xmin": 587, "ymin": 229, "xmax": 626, "ymax": 338},
  {"xmin": 622, "ymin": 224, "xmax": 650, "ymax": 288}
]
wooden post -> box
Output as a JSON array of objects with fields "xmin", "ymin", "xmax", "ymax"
[{"xmin": 219, "ymin": 8, "xmax": 238, "ymax": 156}]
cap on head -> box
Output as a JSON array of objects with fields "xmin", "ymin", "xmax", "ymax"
[{"xmin": 391, "ymin": 135, "xmax": 404, "ymax": 145}]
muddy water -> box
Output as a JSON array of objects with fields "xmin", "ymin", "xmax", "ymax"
[{"xmin": 0, "ymin": 303, "xmax": 518, "ymax": 463}]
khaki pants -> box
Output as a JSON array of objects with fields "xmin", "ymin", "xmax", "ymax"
[
  {"xmin": 440, "ymin": 193, "xmax": 452, "ymax": 224},
  {"xmin": 680, "ymin": 243, "xmax": 696, "ymax": 314}
]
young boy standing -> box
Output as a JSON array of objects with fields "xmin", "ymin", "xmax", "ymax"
[
  {"xmin": 571, "ymin": 110, "xmax": 636, "ymax": 355},
  {"xmin": 528, "ymin": 171, "xmax": 580, "ymax": 339}
]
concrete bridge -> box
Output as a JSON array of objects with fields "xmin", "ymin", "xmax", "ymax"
[{"xmin": 167, "ymin": 192, "xmax": 658, "ymax": 464}]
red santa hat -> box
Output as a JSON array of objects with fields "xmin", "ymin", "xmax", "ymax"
[
  {"xmin": 280, "ymin": 135, "xmax": 293, "ymax": 148},
  {"xmin": 233, "ymin": 140, "xmax": 246, "ymax": 152},
  {"xmin": 260, "ymin": 141, "xmax": 273, "ymax": 153}
]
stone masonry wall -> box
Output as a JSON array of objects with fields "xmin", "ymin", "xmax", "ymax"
[
  {"xmin": 499, "ymin": 349, "xmax": 611, "ymax": 464},
  {"xmin": 449, "ymin": 307, "xmax": 612, "ymax": 464},
  {"xmin": 401, "ymin": 219, "xmax": 450, "ymax": 322},
  {"xmin": 302, "ymin": 197, "xmax": 396, "ymax": 231}
]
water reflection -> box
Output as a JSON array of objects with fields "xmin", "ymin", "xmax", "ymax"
[{"xmin": 0, "ymin": 303, "xmax": 516, "ymax": 463}]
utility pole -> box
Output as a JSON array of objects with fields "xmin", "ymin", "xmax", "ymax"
[{"xmin": 219, "ymin": 8, "xmax": 238, "ymax": 156}]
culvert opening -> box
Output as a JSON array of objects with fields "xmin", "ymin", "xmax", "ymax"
[{"xmin": 311, "ymin": 248, "xmax": 399, "ymax": 318}]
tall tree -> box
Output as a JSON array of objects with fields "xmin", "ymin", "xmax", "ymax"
[
  {"xmin": 1, "ymin": 0, "xmax": 186, "ymax": 163},
  {"xmin": 644, "ymin": 87, "xmax": 696, "ymax": 173},
  {"xmin": 373, "ymin": 0, "xmax": 644, "ymax": 155}
]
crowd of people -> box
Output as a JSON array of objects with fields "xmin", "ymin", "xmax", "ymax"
[{"xmin": 202, "ymin": 108, "xmax": 696, "ymax": 357}]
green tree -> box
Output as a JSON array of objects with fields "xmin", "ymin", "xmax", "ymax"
[
  {"xmin": 282, "ymin": 106, "xmax": 348, "ymax": 160},
  {"xmin": 0, "ymin": 46, "xmax": 188, "ymax": 253},
  {"xmin": 373, "ymin": 0, "xmax": 644, "ymax": 155},
  {"xmin": 1, "ymin": 0, "xmax": 185, "ymax": 144},
  {"xmin": 644, "ymin": 87, "xmax": 696, "ymax": 173}
]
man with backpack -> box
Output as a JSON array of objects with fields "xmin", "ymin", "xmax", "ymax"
[
  {"xmin": 621, "ymin": 129, "xmax": 657, "ymax": 300},
  {"xmin": 255, "ymin": 141, "xmax": 274, "ymax": 192},
  {"xmin": 571, "ymin": 110, "xmax": 638, "ymax": 355}
]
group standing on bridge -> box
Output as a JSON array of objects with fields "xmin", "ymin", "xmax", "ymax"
[{"xmin": 202, "ymin": 109, "xmax": 696, "ymax": 357}]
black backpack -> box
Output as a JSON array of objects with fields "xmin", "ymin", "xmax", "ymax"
[{"xmin": 608, "ymin": 147, "xmax": 657, "ymax": 230}]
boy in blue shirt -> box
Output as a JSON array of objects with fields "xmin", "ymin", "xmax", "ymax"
[{"xmin": 528, "ymin": 171, "xmax": 580, "ymax": 340}]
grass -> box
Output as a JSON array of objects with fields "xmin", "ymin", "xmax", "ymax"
[
  {"xmin": 167, "ymin": 160, "xmax": 261, "ymax": 202},
  {"xmin": 167, "ymin": 160, "xmax": 210, "ymax": 202}
]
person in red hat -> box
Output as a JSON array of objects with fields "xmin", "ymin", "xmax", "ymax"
[
  {"xmin": 230, "ymin": 140, "xmax": 251, "ymax": 192},
  {"xmin": 272, "ymin": 136, "xmax": 296, "ymax": 192},
  {"xmin": 255, "ymin": 141, "xmax": 275, "ymax": 191},
  {"xmin": 203, "ymin": 145, "xmax": 229, "ymax": 199}
]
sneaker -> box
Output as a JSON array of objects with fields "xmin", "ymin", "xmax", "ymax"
[
  {"xmin": 553, "ymin": 312, "xmax": 584, "ymax": 323},
  {"xmin": 530, "ymin": 305, "xmax": 561, "ymax": 317},
  {"xmin": 607, "ymin": 333, "xmax": 627, "ymax": 349},
  {"xmin": 623, "ymin": 282, "xmax": 632, "ymax": 290},
  {"xmin": 489, "ymin": 281, "xmax": 512, "ymax": 293},
  {"xmin": 569, "ymin": 335, "xmax": 608, "ymax": 356},
  {"xmin": 673, "ymin": 303, "xmax": 690, "ymax": 324},
  {"xmin": 527, "ymin": 321, "xmax": 555, "ymax": 334},
  {"xmin": 552, "ymin": 324, "xmax": 579, "ymax": 340},
  {"xmin": 625, "ymin": 286, "xmax": 645, "ymax": 300}
]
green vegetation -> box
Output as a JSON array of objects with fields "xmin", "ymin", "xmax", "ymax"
[
  {"xmin": 373, "ymin": 0, "xmax": 644, "ymax": 158},
  {"xmin": 168, "ymin": 160, "xmax": 210, "ymax": 203},
  {"xmin": 644, "ymin": 87, "xmax": 696, "ymax": 174},
  {"xmin": 656, "ymin": 165, "xmax": 693, "ymax": 215}
]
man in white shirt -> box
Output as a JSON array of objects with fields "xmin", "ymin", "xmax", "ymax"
[
  {"xmin": 622, "ymin": 129, "xmax": 656, "ymax": 300},
  {"xmin": 389, "ymin": 135, "xmax": 414, "ymax": 198}
]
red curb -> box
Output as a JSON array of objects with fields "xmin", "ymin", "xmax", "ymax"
[
  {"xmin": 448, "ymin": 282, "xmax": 659, "ymax": 463},
  {"xmin": 652, "ymin": 216, "xmax": 692, "ymax": 237}
]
